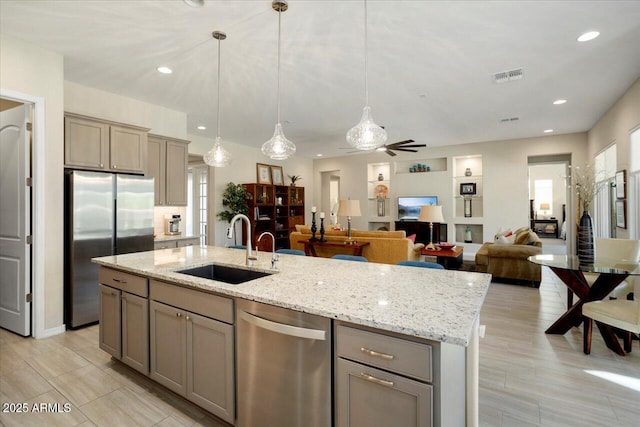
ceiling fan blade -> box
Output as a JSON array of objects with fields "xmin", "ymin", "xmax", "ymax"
[
  {"xmin": 391, "ymin": 144, "xmax": 426, "ymax": 149},
  {"xmin": 391, "ymin": 148, "xmax": 419, "ymax": 153},
  {"xmin": 386, "ymin": 139, "xmax": 415, "ymax": 147},
  {"xmin": 385, "ymin": 150, "xmax": 397, "ymax": 156}
]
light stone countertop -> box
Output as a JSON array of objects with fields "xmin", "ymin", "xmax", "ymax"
[
  {"xmin": 93, "ymin": 245, "xmax": 491, "ymax": 347},
  {"xmin": 154, "ymin": 234, "xmax": 199, "ymax": 242}
]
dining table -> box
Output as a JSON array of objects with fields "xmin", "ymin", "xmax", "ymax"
[{"xmin": 528, "ymin": 254, "xmax": 640, "ymax": 355}]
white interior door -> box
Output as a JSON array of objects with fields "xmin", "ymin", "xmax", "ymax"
[{"xmin": 0, "ymin": 104, "xmax": 31, "ymax": 336}]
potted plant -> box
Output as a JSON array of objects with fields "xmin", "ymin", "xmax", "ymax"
[
  {"xmin": 217, "ymin": 182, "xmax": 251, "ymax": 245},
  {"xmin": 288, "ymin": 174, "xmax": 302, "ymax": 187}
]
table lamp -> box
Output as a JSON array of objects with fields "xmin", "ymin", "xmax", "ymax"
[
  {"xmin": 540, "ymin": 203, "xmax": 550, "ymax": 219},
  {"xmin": 337, "ymin": 199, "xmax": 361, "ymax": 244},
  {"xmin": 419, "ymin": 205, "xmax": 444, "ymax": 250}
]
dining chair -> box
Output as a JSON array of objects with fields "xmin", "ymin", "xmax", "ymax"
[
  {"xmin": 397, "ymin": 260, "xmax": 445, "ymax": 270},
  {"xmin": 585, "ymin": 238, "xmax": 640, "ymax": 299},
  {"xmin": 276, "ymin": 249, "xmax": 306, "ymax": 256},
  {"xmin": 331, "ymin": 254, "xmax": 368, "ymax": 262},
  {"xmin": 583, "ymin": 282, "xmax": 640, "ymax": 354}
]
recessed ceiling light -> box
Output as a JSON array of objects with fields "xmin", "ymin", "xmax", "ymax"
[
  {"xmin": 316, "ymin": 154, "xmax": 323, "ymax": 157},
  {"xmin": 577, "ymin": 31, "xmax": 600, "ymax": 42},
  {"xmin": 197, "ymin": 125, "xmax": 206, "ymax": 130},
  {"xmin": 157, "ymin": 66, "xmax": 172, "ymax": 74},
  {"xmin": 553, "ymin": 99, "xmax": 567, "ymax": 105},
  {"xmin": 544, "ymin": 129, "xmax": 554, "ymax": 133}
]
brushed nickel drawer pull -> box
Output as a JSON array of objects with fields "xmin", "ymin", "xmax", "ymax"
[
  {"xmin": 176, "ymin": 312, "xmax": 182, "ymax": 317},
  {"xmin": 112, "ymin": 278, "xmax": 127, "ymax": 284},
  {"xmin": 360, "ymin": 372, "xmax": 394, "ymax": 388},
  {"xmin": 360, "ymin": 347, "xmax": 394, "ymax": 360},
  {"xmin": 185, "ymin": 315, "xmax": 190, "ymax": 321}
]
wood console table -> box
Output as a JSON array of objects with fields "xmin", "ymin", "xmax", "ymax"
[
  {"xmin": 302, "ymin": 240, "xmax": 370, "ymax": 257},
  {"xmin": 530, "ymin": 219, "xmax": 559, "ymax": 238}
]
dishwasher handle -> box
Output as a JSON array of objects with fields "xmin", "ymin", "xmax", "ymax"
[{"xmin": 238, "ymin": 310, "xmax": 326, "ymax": 341}]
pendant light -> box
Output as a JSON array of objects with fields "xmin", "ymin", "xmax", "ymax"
[
  {"xmin": 204, "ymin": 31, "xmax": 232, "ymax": 167},
  {"xmin": 346, "ymin": 0, "xmax": 387, "ymax": 151},
  {"xmin": 261, "ymin": 0, "xmax": 296, "ymax": 160}
]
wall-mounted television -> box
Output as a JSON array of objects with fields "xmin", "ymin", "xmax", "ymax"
[{"xmin": 397, "ymin": 196, "xmax": 438, "ymax": 220}]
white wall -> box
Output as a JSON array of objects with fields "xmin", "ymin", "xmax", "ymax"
[
  {"xmin": 588, "ymin": 77, "xmax": 640, "ymax": 239},
  {"xmin": 0, "ymin": 34, "xmax": 64, "ymax": 332},
  {"xmin": 313, "ymin": 132, "xmax": 588, "ymax": 248},
  {"xmin": 188, "ymin": 134, "xmax": 314, "ymax": 247},
  {"xmin": 65, "ymin": 81, "xmax": 187, "ymax": 139}
]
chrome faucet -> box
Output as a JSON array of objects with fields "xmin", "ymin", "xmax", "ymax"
[
  {"xmin": 258, "ymin": 231, "xmax": 279, "ymax": 270},
  {"xmin": 227, "ymin": 214, "xmax": 258, "ymax": 266}
]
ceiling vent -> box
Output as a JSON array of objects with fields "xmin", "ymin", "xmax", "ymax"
[
  {"xmin": 500, "ymin": 117, "xmax": 520, "ymax": 123},
  {"xmin": 493, "ymin": 68, "xmax": 524, "ymax": 84}
]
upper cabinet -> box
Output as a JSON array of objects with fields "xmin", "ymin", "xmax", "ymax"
[
  {"xmin": 147, "ymin": 135, "xmax": 190, "ymax": 206},
  {"xmin": 64, "ymin": 113, "xmax": 148, "ymax": 174}
]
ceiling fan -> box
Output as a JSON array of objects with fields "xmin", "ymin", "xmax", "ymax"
[
  {"xmin": 375, "ymin": 139, "xmax": 426, "ymax": 156},
  {"xmin": 341, "ymin": 139, "xmax": 426, "ymax": 156}
]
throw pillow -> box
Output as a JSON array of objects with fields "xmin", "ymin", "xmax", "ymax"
[{"xmin": 407, "ymin": 234, "xmax": 416, "ymax": 243}]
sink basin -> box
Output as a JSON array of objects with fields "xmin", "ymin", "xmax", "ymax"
[{"xmin": 176, "ymin": 264, "xmax": 272, "ymax": 284}]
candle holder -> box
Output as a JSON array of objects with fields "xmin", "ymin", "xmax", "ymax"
[
  {"xmin": 310, "ymin": 212, "xmax": 318, "ymax": 241},
  {"xmin": 319, "ymin": 217, "xmax": 326, "ymax": 242}
]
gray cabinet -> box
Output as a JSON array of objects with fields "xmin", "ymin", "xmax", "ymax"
[
  {"xmin": 149, "ymin": 280, "xmax": 234, "ymax": 424},
  {"xmin": 65, "ymin": 113, "xmax": 148, "ymax": 174},
  {"xmin": 147, "ymin": 135, "xmax": 189, "ymax": 206},
  {"xmin": 98, "ymin": 268, "xmax": 149, "ymax": 375},
  {"xmin": 335, "ymin": 324, "xmax": 433, "ymax": 427},
  {"xmin": 153, "ymin": 237, "xmax": 199, "ymax": 250}
]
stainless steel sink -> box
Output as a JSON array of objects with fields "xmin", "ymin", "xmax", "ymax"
[{"xmin": 176, "ymin": 264, "xmax": 272, "ymax": 284}]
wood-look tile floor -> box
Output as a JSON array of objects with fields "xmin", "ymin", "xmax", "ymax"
[{"xmin": 1, "ymin": 267, "xmax": 639, "ymax": 426}]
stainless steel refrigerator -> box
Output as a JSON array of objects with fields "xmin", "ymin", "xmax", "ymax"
[{"xmin": 64, "ymin": 170, "xmax": 154, "ymax": 328}]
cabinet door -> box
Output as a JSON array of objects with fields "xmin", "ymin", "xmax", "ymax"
[
  {"xmin": 150, "ymin": 300, "xmax": 187, "ymax": 396},
  {"xmin": 110, "ymin": 124, "xmax": 147, "ymax": 173},
  {"xmin": 165, "ymin": 140, "xmax": 188, "ymax": 206},
  {"xmin": 147, "ymin": 137, "xmax": 166, "ymax": 205},
  {"xmin": 121, "ymin": 292, "xmax": 149, "ymax": 375},
  {"xmin": 154, "ymin": 240, "xmax": 178, "ymax": 250},
  {"xmin": 64, "ymin": 116, "xmax": 108, "ymax": 170},
  {"xmin": 336, "ymin": 358, "xmax": 432, "ymax": 427},
  {"xmin": 186, "ymin": 311, "xmax": 235, "ymax": 424},
  {"xmin": 98, "ymin": 284, "xmax": 121, "ymax": 358}
]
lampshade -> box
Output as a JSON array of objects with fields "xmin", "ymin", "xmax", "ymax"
[
  {"xmin": 540, "ymin": 203, "xmax": 550, "ymax": 211},
  {"xmin": 337, "ymin": 199, "xmax": 362, "ymax": 217},
  {"xmin": 346, "ymin": 0, "xmax": 387, "ymax": 151},
  {"xmin": 262, "ymin": 0, "xmax": 296, "ymax": 160},
  {"xmin": 204, "ymin": 30, "xmax": 232, "ymax": 167},
  {"xmin": 418, "ymin": 205, "xmax": 444, "ymax": 223}
]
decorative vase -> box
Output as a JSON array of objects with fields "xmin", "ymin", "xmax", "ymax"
[
  {"xmin": 378, "ymin": 173, "xmax": 384, "ymax": 181},
  {"xmin": 577, "ymin": 210, "xmax": 594, "ymax": 264},
  {"xmin": 464, "ymin": 226, "xmax": 472, "ymax": 243},
  {"xmin": 465, "ymin": 167, "xmax": 472, "ymax": 177}
]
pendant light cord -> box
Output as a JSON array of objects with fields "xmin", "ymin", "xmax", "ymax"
[
  {"xmin": 277, "ymin": 7, "xmax": 282, "ymax": 124},
  {"xmin": 216, "ymin": 37, "xmax": 222, "ymax": 139},
  {"xmin": 364, "ymin": 0, "xmax": 369, "ymax": 107}
]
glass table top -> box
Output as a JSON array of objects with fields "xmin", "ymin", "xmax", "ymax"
[{"xmin": 528, "ymin": 254, "xmax": 640, "ymax": 275}]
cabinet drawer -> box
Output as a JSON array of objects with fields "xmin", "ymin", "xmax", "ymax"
[
  {"xmin": 336, "ymin": 324, "xmax": 432, "ymax": 382},
  {"xmin": 150, "ymin": 280, "xmax": 233, "ymax": 324},
  {"xmin": 177, "ymin": 238, "xmax": 199, "ymax": 248},
  {"xmin": 99, "ymin": 267, "xmax": 148, "ymax": 298},
  {"xmin": 154, "ymin": 241, "xmax": 178, "ymax": 250}
]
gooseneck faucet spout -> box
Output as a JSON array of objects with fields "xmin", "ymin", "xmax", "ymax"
[
  {"xmin": 258, "ymin": 231, "xmax": 279, "ymax": 270},
  {"xmin": 227, "ymin": 214, "xmax": 258, "ymax": 266}
]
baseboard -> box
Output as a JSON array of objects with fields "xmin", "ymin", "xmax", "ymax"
[{"xmin": 36, "ymin": 324, "xmax": 66, "ymax": 339}]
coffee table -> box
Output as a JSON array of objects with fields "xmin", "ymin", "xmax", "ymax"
[{"xmin": 421, "ymin": 245, "xmax": 463, "ymax": 270}]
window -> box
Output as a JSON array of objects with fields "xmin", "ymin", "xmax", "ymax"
[
  {"xmin": 630, "ymin": 127, "xmax": 640, "ymax": 239},
  {"xmin": 594, "ymin": 144, "xmax": 616, "ymax": 237},
  {"xmin": 187, "ymin": 165, "xmax": 208, "ymax": 245}
]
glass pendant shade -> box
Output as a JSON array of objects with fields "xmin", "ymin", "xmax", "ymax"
[
  {"xmin": 346, "ymin": 106, "xmax": 387, "ymax": 150},
  {"xmin": 204, "ymin": 136, "xmax": 232, "ymax": 167},
  {"xmin": 261, "ymin": 123, "xmax": 296, "ymax": 160}
]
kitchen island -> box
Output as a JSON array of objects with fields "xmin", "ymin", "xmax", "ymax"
[{"xmin": 93, "ymin": 245, "xmax": 491, "ymax": 427}]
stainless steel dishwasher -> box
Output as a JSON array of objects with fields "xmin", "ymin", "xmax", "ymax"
[{"xmin": 236, "ymin": 299, "xmax": 331, "ymax": 427}]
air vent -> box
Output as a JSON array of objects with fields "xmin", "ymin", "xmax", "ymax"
[
  {"xmin": 493, "ymin": 68, "xmax": 524, "ymax": 84},
  {"xmin": 500, "ymin": 117, "xmax": 520, "ymax": 123}
]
